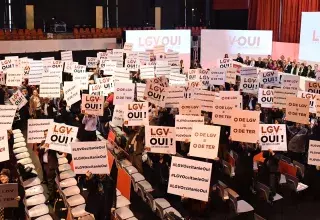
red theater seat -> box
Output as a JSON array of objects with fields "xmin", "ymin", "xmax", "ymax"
[
  {"xmin": 73, "ymin": 28, "xmax": 80, "ymax": 39},
  {"xmin": 0, "ymin": 29, "xmax": 4, "ymax": 40},
  {"xmin": 37, "ymin": 29, "xmax": 45, "ymax": 40}
]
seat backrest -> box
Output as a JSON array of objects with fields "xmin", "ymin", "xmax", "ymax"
[
  {"xmin": 227, "ymin": 189, "xmax": 238, "ymax": 213},
  {"xmin": 0, "ymin": 29, "xmax": 4, "ymax": 35},
  {"xmin": 293, "ymin": 160, "xmax": 305, "ymax": 178},
  {"xmin": 285, "ymin": 174, "xmax": 298, "ymax": 191},
  {"xmin": 280, "ymin": 155, "xmax": 292, "ymax": 163},
  {"xmin": 256, "ymin": 182, "xmax": 271, "ymax": 202},
  {"xmin": 279, "ymin": 160, "xmax": 297, "ymax": 177}
]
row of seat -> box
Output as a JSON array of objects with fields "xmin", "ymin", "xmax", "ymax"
[
  {"xmin": 73, "ymin": 28, "xmax": 122, "ymax": 39},
  {"xmin": 0, "ymin": 29, "xmax": 45, "ymax": 40},
  {"xmin": 98, "ymin": 127, "xmax": 183, "ymax": 220},
  {"xmin": 12, "ymin": 129, "xmax": 52, "ymax": 220}
]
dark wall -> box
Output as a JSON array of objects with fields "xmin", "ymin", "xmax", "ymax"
[
  {"xmin": 33, "ymin": 0, "xmax": 96, "ymax": 30},
  {"xmin": 212, "ymin": 9, "xmax": 248, "ymax": 30},
  {"xmin": 118, "ymin": 0, "xmax": 146, "ymax": 27},
  {"xmin": 0, "ymin": 1, "xmax": 5, "ymax": 29},
  {"xmin": 161, "ymin": 0, "xmax": 184, "ymax": 29}
]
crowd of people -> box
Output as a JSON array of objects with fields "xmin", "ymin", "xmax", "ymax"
[{"xmin": 0, "ymin": 50, "xmax": 320, "ymax": 220}]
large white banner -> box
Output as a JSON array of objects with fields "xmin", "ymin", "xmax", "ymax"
[
  {"xmin": 259, "ymin": 124, "xmax": 287, "ymax": 151},
  {"xmin": 71, "ymin": 141, "xmax": 109, "ymax": 174},
  {"xmin": 145, "ymin": 126, "xmax": 176, "ymax": 154},
  {"xmin": 168, "ymin": 156, "xmax": 212, "ymax": 201},
  {"xmin": 175, "ymin": 115, "xmax": 204, "ymax": 141},
  {"xmin": 299, "ymin": 12, "xmax": 320, "ymax": 62},
  {"xmin": 0, "ymin": 131, "xmax": 9, "ymax": 163},
  {"xmin": 201, "ymin": 30, "xmax": 273, "ymax": 68},
  {"xmin": 46, "ymin": 122, "xmax": 78, "ymax": 154},
  {"xmin": 27, "ymin": 119, "xmax": 53, "ymax": 143},
  {"xmin": 189, "ymin": 124, "xmax": 221, "ymax": 160},
  {"xmin": 126, "ymin": 30, "xmax": 191, "ymax": 68},
  {"xmin": 0, "ymin": 105, "xmax": 17, "ymax": 130}
]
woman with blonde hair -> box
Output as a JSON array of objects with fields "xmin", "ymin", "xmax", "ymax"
[{"xmin": 29, "ymin": 89, "xmax": 42, "ymax": 118}]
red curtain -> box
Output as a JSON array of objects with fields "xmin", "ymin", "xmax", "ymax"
[
  {"xmin": 280, "ymin": 0, "xmax": 319, "ymax": 43},
  {"xmin": 248, "ymin": 0, "xmax": 281, "ymax": 41}
]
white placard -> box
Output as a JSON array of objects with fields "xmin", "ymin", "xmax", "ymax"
[
  {"xmin": 155, "ymin": 65, "xmax": 171, "ymax": 77},
  {"xmin": 179, "ymin": 100, "xmax": 201, "ymax": 116},
  {"xmin": 28, "ymin": 60, "xmax": 44, "ymax": 85},
  {"xmin": 0, "ymin": 183, "xmax": 18, "ymax": 208},
  {"xmin": 165, "ymin": 87, "xmax": 184, "ymax": 108},
  {"xmin": 97, "ymin": 77, "xmax": 114, "ymax": 96},
  {"xmin": 140, "ymin": 65, "xmax": 155, "ymax": 79},
  {"xmin": 71, "ymin": 141, "xmax": 109, "ymax": 174},
  {"xmin": 63, "ymin": 81, "xmax": 81, "ymax": 106},
  {"xmin": 240, "ymin": 76, "xmax": 258, "ymax": 94},
  {"xmin": 46, "ymin": 122, "xmax": 78, "ymax": 154},
  {"xmin": 125, "ymin": 58, "xmax": 139, "ymax": 71},
  {"xmin": 61, "ymin": 51, "xmax": 73, "ymax": 62},
  {"xmin": 0, "ymin": 131, "xmax": 9, "ymax": 163},
  {"xmin": 210, "ymin": 68, "xmax": 226, "ymax": 85},
  {"xmin": 73, "ymin": 72, "xmax": 88, "ymax": 90},
  {"xmin": 281, "ymin": 75, "xmax": 300, "ymax": 91},
  {"xmin": 240, "ymin": 67, "xmax": 257, "ymax": 76},
  {"xmin": 259, "ymin": 70, "xmax": 278, "ymax": 85},
  {"xmin": 9, "ymin": 90, "xmax": 28, "ymax": 110},
  {"xmin": 123, "ymin": 102, "xmax": 149, "ymax": 126},
  {"xmin": 217, "ymin": 58, "xmax": 232, "ymax": 69},
  {"xmin": 6, "ymin": 67, "xmax": 23, "ymax": 86},
  {"xmin": 168, "ymin": 156, "xmax": 212, "ymax": 202},
  {"xmin": 308, "ymin": 140, "xmax": 320, "ymax": 166},
  {"xmin": 39, "ymin": 72, "xmax": 61, "ymax": 98},
  {"xmin": 101, "ymin": 60, "xmax": 117, "ymax": 76},
  {"xmin": 305, "ymin": 81, "xmax": 320, "ymax": 94},
  {"xmin": 114, "ymin": 83, "xmax": 135, "ymax": 105},
  {"xmin": 0, "ymin": 59, "xmax": 17, "ymax": 72},
  {"xmin": 297, "ymin": 91, "xmax": 319, "ymax": 113},
  {"xmin": 259, "ymin": 124, "xmax": 287, "ymax": 151},
  {"xmin": 111, "ymin": 105, "xmax": 124, "ymax": 127},
  {"xmin": 258, "ymin": 88, "xmax": 274, "ymax": 108},
  {"xmin": 189, "ymin": 124, "xmax": 221, "ymax": 160},
  {"xmin": 27, "ymin": 119, "xmax": 53, "ymax": 143},
  {"xmin": 86, "ymin": 57, "xmax": 98, "ymax": 68},
  {"xmin": 123, "ymin": 42, "xmax": 133, "ymax": 52},
  {"xmin": 212, "ymin": 100, "xmax": 239, "ymax": 126},
  {"xmin": 138, "ymin": 52, "xmax": 151, "ymax": 64},
  {"xmin": 226, "ymin": 68, "xmax": 237, "ymax": 84},
  {"xmin": 144, "ymin": 81, "xmax": 168, "ymax": 107},
  {"xmin": 193, "ymin": 90, "xmax": 216, "ymax": 112},
  {"xmin": 114, "ymin": 67, "xmax": 130, "ymax": 82},
  {"xmin": 0, "ymin": 105, "xmax": 17, "ymax": 130},
  {"xmin": 89, "ymin": 84, "xmax": 103, "ymax": 96},
  {"xmin": 219, "ymin": 91, "xmax": 242, "ymax": 109},
  {"xmin": 137, "ymin": 83, "xmax": 146, "ymax": 101},
  {"xmin": 175, "ymin": 115, "xmax": 204, "ymax": 141},
  {"xmin": 71, "ymin": 64, "xmax": 86, "ymax": 75},
  {"xmin": 145, "ymin": 126, "xmax": 176, "ymax": 154}
]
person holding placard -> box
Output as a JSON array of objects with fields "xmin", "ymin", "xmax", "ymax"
[
  {"xmin": 82, "ymin": 114, "xmax": 98, "ymax": 141},
  {"xmin": 29, "ymin": 89, "xmax": 42, "ymax": 119},
  {"xmin": 99, "ymin": 101, "xmax": 113, "ymax": 137},
  {"xmin": 0, "ymin": 169, "xmax": 25, "ymax": 219},
  {"xmin": 287, "ymin": 123, "xmax": 310, "ymax": 163},
  {"xmin": 85, "ymin": 171, "xmax": 116, "ymax": 220}
]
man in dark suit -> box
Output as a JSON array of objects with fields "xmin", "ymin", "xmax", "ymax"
[
  {"xmin": 283, "ymin": 60, "xmax": 292, "ymax": 73},
  {"xmin": 299, "ymin": 63, "xmax": 308, "ymax": 76},
  {"xmin": 42, "ymin": 98, "xmax": 54, "ymax": 119},
  {"xmin": 38, "ymin": 130, "xmax": 58, "ymax": 204},
  {"xmin": 255, "ymin": 57, "xmax": 265, "ymax": 68},
  {"xmin": 290, "ymin": 63, "xmax": 299, "ymax": 75},
  {"xmin": 244, "ymin": 56, "xmax": 251, "ymax": 65},
  {"xmin": 234, "ymin": 53, "xmax": 244, "ymax": 63}
]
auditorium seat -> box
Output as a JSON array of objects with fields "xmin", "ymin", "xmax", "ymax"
[
  {"xmin": 12, "ymin": 29, "xmax": 19, "ymax": 40},
  {"xmin": 91, "ymin": 28, "xmax": 97, "ymax": 38},
  {"xmin": 85, "ymin": 27, "xmax": 92, "ymax": 38},
  {"xmin": 4, "ymin": 30, "xmax": 12, "ymax": 40},
  {"xmin": 79, "ymin": 28, "xmax": 86, "ymax": 38},
  {"xmin": 25, "ymin": 29, "xmax": 32, "ymax": 40},
  {"xmin": 96, "ymin": 28, "xmax": 103, "ymax": 38},
  {"xmin": 228, "ymin": 188, "xmax": 254, "ymax": 217},
  {"xmin": 30, "ymin": 29, "xmax": 37, "ymax": 40},
  {"xmin": 256, "ymin": 182, "xmax": 283, "ymax": 204},
  {"xmin": 73, "ymin": 28, "xmax": 80, "ymax": 39},
  {"xmin": 0, "ymin": 29, "xmax": 4, "ymax": 40},
  {"xmin": 37, "ymin": 29, "xmax": 45, "ymax": 40}
]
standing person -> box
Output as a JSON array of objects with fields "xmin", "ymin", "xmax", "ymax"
[
  {"xmin": 29, "ymin": 89, "xmax": 42, "ymax": 119},
  {"xmin": 287, "ymin": 123, "xmax": 309, "ymax": 163},
  {"xmin": 99, "ymin": 101, "xmax": 112, "ymax": 137},
  {"xmin": 82, "ymin": 114, "xmax": 98, "ymax": 141},
  {"xmin": 38, "ymin": 130, "xmax": 58, "ymax": 204},
  {"xmin": 85, "ymin": 171, "xmax": 116, "ymax": 220},
  {"xmin": 179, "ymin": 60, "xmax": 184, "ymax": 74},
  {"xmin": 41, "ymin": 98, "xmax": 54, "ymax": 119},
  {"xmin": 234, "ymin": 53, "xmax": 244, "ymax": 63},
  {"xmin": 0, "ymin": 169, "xmax": 25, "ymax": 220}
]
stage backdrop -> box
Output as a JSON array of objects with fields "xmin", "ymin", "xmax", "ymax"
[
  {"xmin": 201, "ymin": 29, "xmax": 273, "ymax": 68},
  {"xmin": 299, "ymin": 12, "xmax": 320, "ymax": 62},
  {"xmin": 126, "ymin": 30, "xmax": 191, "ymax": 68}
]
